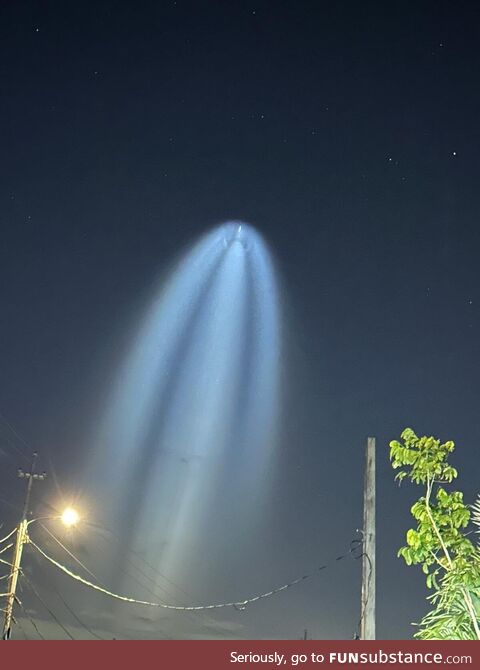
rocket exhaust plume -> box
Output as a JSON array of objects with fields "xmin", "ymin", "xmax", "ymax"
[{"xmin": 87, "ymin": 221, "xmax": 282, "ymax": 592}]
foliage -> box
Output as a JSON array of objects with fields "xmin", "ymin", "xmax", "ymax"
[
  {"xmin": 472, "ymin": 496, "xmax": 480, "ymax": 540},
  {"xmin": 389, "ymin": 428, "xmax": 480, "ymax": 639}
]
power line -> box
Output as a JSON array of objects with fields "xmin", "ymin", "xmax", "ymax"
[
  {"xmin": 0, "ymin": 542, "xmax": 13, "ymax": 558},
  {"xmin": 29, "ymin": 535, "xmax": 363, "ymax": 613},
  {"xmin": 0, "ymin": 414, "xmax": 80, "ymax": 531},
  {"xmin": 99, "ymin": 524, "xmax": 207, "ymax": 604},
  {"xmin": 0, "ymin": 415, "xmax": 57, "ymax": 524},
  {"xmin": 0, "ymin": 498, "xmax": 22, "ymax": 514},
  {"xmin": 0, "ymin": 534, "xmax": 14, "ymax": 575},
  {"xmin": 0, "ymin": 436, "xmax": 29, "ymax": 466},
  {"xmin": 0, "ymin": 438, "xmax": 24, "ymax": 467},
  {"xmin": 0, "ymin": 413, "xmax": 31, "ymax": 463},
  {"xmin": 12, "ymin": 611, "xmax": 29, "ymax": 640},
  {"xmin": 0, "ymin": 528, "xmax": 16, "ymax": 545},
  {"xmin": 349, "ymin": 534, "xmax": 373, "ymax": 639},
  {"xmin": 357, "ymin": 548, "xmax": 373, "ymax": 637},
  {"xmin": 39, "ymin": 523, "xmax": 105, "ymax": 586},
  {"xmin": 86, "ymin": 523, "xmax": 206, "ymax": 606},
  {"xmin": 33, "ymin": 561, "xmax": 104, "ymax": 640},
  {"xmin": 2, "ymin": 452, "xmax": 47, "ymax": 640},
  {"xmin": 20, "ymin": 572, "xmax": 75, "ymax": 640},
  {"xmin": 41, "ymin": 520, "xmax": 221, "ymax": 639},
  {"xmin": 87, "ymin": 520, "xmax": 272, "ymax": 637},
  {"xmin": 15, "ymin": 597, "xmax": 45, "ymax": 640},
  {"xmin": 50, "ymin": 584, "xmax": 104, "ymax": 640},
  {"xmin": 76, "ymin": 524, "xmax": 229, "ymax": 639}
]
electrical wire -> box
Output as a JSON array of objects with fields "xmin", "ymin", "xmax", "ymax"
[
  {"xmin": 0, "ymin": 436, "xmax": 28, "ymax": 467},
  {"xmin": 92, "ymin": 522, "xmax": 210, "ymax": 605},
  {"xmin": 0, "ymin": 527, "xmax": 16, "ymax": 545},
  {"xmin": 15, "ymin": 596, "xmax": 45, "ymax": 640},
  {"xmin": 0, "ymin": 542, "xmax": 13, "ymax": 556},
  {"xmin": 77, "ymin": 524, "xmax": 236, "ymax": 639},
  {"xmin": 29, "ymin": 535, "xmax": 363, "ymax": 613},
  {"xmin": 98, "ymin": 518, "xmax": 299, "ymax": 638},
  {"xmin": 13, "ymin": 611, "xmax": 29, "ymax": 640},
  {"xmin": 45, "ymin": 521, "xmax": 220, "ymax": 640},
  {"xmin": 0, "ymin": 412, "xmax": 31, "ymax": 463},
  {"xmin": 49, "ymin": 583, "xmax": 104, "ymax": 640},
  {"xmin": 0, "ymin": 498, "xmax": 22, "ymax": 514},
  {"xmin": 39, "ymin": 523, "xmax": 105, "ymax": 586},
  {"xmin": 0, "ymin": 537, "xmax": 13, "ymax": 551},
  {"xmin": 33, "ymin": 560, "xmax": 104, "ymax": 640},
  {"xmin": 20, "ymin": 572, "xmax": 76, "ymax": 639},
  {"xmin": 32, "ymin": 527, "xmax": 105, "ymax": 639},
  {"xmin": 86, "ymin": 522, "xmax": 207, "ymax": 607},
  {"xmin": 356, "ymin": 546, "xmax": 373, "ymax": 638},
  {"xmin": 0, "ymin": 441, "xmax": 20, "ymax": 468}
]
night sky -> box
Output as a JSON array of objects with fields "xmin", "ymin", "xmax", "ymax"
[{"xmin": 1, "ymin": 0, "xmax": 480, "ymax": 640}]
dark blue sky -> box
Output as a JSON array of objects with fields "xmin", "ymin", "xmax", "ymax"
[{"xmin": 1, "ymin": 0, "xmax": 480, "ymax": 639}]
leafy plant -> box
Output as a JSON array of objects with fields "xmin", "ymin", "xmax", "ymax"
[
  {"xmin": 390, "ymin": 428, "xmax": 480, "ymax": 639},
  {"xmin": 472, "ymin": 496, "xmax": 480, "ymax": 541}
]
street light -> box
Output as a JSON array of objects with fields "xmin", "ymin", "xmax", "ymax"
[
  {"xmin": 2, "ymin": 482, "xmax": 81, "ymax": 639},
  {"xmin": 61, "ymin": 507, "xmax": 80, "ymax": 527}
]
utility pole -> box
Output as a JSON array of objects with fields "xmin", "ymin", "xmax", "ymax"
[
  {"xmin": 2, "ymin": 452, "xmax": 46, "ymax": 640},
  {"xmin": 360, "ymin": 437, "xmax": 376, "ymax": 640}
]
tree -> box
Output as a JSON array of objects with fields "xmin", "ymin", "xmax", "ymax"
[{"xmin": 389, "ymin": 428, "xmax": 480, "ymax": 639}]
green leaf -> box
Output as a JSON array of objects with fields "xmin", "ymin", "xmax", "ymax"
[{"xmin": 389, "ymin": 428, "xmax": 480, "ymax": 639}]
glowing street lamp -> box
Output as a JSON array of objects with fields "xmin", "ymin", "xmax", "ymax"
[
  {"xmin": 61, "ymin": 507, "xmax": 80, "ymax": 527},
  {"xmin": 2, "ymin": 453, "xmax": 82, "ymax": 640}
]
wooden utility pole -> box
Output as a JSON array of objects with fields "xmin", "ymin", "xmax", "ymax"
[
  {"xmin": 2, "ymin": 452, "xmax": 46, "ymax": 640},
  {"xmin": 360, "ymin": 437, "xmax": 376, "ymax": 640}
]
